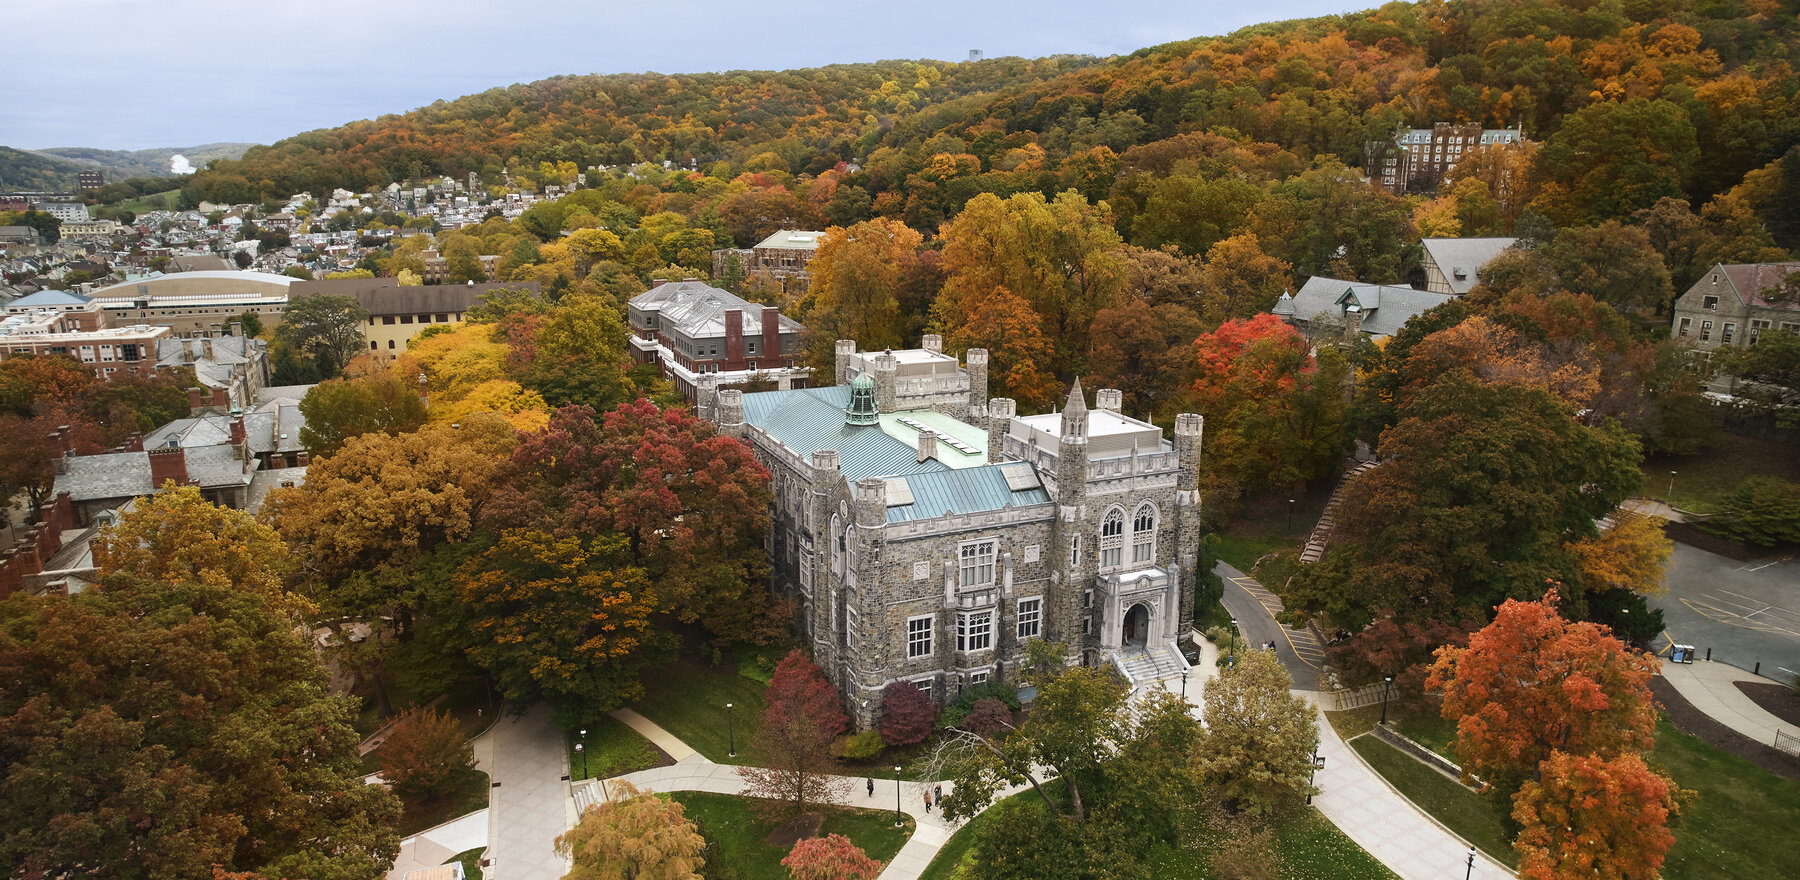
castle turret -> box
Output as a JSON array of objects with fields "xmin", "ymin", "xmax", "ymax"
[
  {"xmin": 1174, "ymin": 413, "xmax": 1205, "ymax": 625},
  {"xmin": 717, "ymin": 388, "xmax": 745, "ymax": 439},
  {"xmin": 1053, "ymin": 380, "xmax": 1091, "ymax": 657},
  {"xmin": 921, "ymin": 333, "xmax": 942, "ymax": 354},
  {"xmin": 872, "ymin": 352, "xmax": 898, "ymax": 413},
  {"xmin": 987, "ymin": 397, "xmax": 1016, "ymax": 458},
  {"xmin": 965, "ymin": 348, "xmax": 989, "ymax": 421},
  {"xmin": 695, "ymin": 374, "xmax": 718, "ymax": 422},
  {"xmin": 1095, "ymin": 388, "xmax": 1122, "ymax": 413},
  {"xmin": 835, "ymin": 339, "xmax": 857, "ymax": 385},
  {"xmin": 1059, "ymin": 379, "xmax": 1089, "ymax": 442}
]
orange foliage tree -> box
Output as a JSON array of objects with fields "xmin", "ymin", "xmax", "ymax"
[{"xmin": 1512, "ymin": 751, "xmax": 1683, "ymax": 880}]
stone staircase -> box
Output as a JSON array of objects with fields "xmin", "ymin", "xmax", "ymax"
[
  {"xmin": 1111, "ymin": 643, "xmax": 1189, "ymax": 689},
  {"xmin": 1300, "ymin": 459, "xmax": 1380, "ymax": 563}
]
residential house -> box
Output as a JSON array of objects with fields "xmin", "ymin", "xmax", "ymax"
[
  {"xmin": 1419, "ymin": 237, "xmax": 1518, "ymax": 295},
  {"xmin": 627, "ymin": 279, "xmax": 807, "ymax": 402},
  {"xmin": 1671, "ymin": 262, "xmax": 1800, "ymax": 352},
  {"xmin": 1274, "ymin": 276, "xmax": 1458, "ymax": 340}
]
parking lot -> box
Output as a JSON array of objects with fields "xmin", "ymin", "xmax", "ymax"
[{"xmin": 1653, "ymin": 541, "xmax": 1800, "ymax": 682}]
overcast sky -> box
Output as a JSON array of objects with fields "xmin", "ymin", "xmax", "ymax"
[{"xmin": 6, "ymin": 0, "xmax": 1370, "ymax": 152}]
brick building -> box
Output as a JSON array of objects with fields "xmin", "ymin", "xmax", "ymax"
[
  {"xmin": 1366, "ymin": 123, "xmax": 1524, "ymax": 194},
  {"xmin": 628, "ymin": 279, "xmax": 807, "ymax": 402},
  {"xmin": 699, "ymin": 337, "xmax": 1203, "ymax": 728}
]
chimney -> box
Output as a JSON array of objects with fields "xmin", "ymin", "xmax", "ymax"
[
  {"xmin": 230, "ymin": 416, "xmax": 247, "ymax": 446},
  {"xmin": 230, "ymin": 320, "xmax": 243, "ymax": 337},
  {"xmin": 187, "ymin": 387, "xmax": 204, "ymax": 411},
  {"xmin": 147, "ymin": 446, "xmax": 189, "ymax": 487},
  {"xmin": 724, "ymin": 308, "xmax": 743, "ymax": 364},
  {"xmin": 921, "ymin": 334, "xmax": 942, "ymax": 354},
  {"xmin": 297, "ymin": 451, "xmax": 311, "ymax": 467},
  {"xmin": 761, "ymin": 306, "xmax": 780, "ymax": 365},
  {"xmin": 917, "ymin": 429, "xmax": 938, "ymax": 463},
  {"xmin": 211, "ymin": 388, "xmax": 229, "ymax": 409}
]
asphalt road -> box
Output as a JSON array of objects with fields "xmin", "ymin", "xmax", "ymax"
[
  {"xmin": 1652, "ymin": 541, "xmax": 1800, "ymax": 681},
  {"xmin": 1214, "ymin": 560, "xmax": 1328, "ymax": 689}
]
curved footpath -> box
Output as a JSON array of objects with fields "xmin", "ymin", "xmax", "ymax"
[{"xmin": 1658, "ymin": 656, "xmax": 1800, "ymax": 746}]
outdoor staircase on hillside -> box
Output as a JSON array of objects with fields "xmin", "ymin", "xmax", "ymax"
[
  {"xmin": 1299, "ymin": 459, "xmax": 1381, "ymax": 563},
  {"xmin": 1110, "ymin": 643, "xmax": 1190, "ymax": 690}
]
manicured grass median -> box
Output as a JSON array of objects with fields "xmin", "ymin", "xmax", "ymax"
[
  {"xmin": 632, "ymin": 657, "xmax": 769, "ymax": 764},
  {"xmin": 396, "ymin": 767, "xmax": 489, "ymax": 837},
  {"xmin": 1652, "ymin": 720, "xmax": 1800, "ymax": 880},
  {"xmin": 670, "ymin": 792, "xmax": 913, "ymax": 880},
  {"xmin": 1348, "ymin": 734, "xmax": 1513, "ymax": 866},
  {"xmin": 570, "ymin": 715, "xmax": 666, "ymax": 781},
  {"xmin": 448, "ymin": 847, "xmax": 484, "ymax": 880}
]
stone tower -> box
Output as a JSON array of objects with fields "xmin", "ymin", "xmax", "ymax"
[
  {"xmin": 716, "ymin": 389, "xmax": 744, "ymax": 439},
  {"xmin": 965, "ymin": 348, "xmax": 989, "ymax": 422},
  {"xmin": 987, "ymin": 397, "xmax": 1016, "ymax": 456},
  {"xmin": 872, "ymin": 351, "xmax": 898, "ymax": 413},
  {"xmin": 1051, "ymin": 380, "xmax": 1090, "ymax": 656},
  {"xmin": 807, "ymin": 449, "xmax": 842, "ymax": 669},
  {"xmin": 835, "ymin": 339, "xmax": 857, "ymax": 386},
  {"xmin": 1173, "ymin": 413, "xmax": 1205, "ymax": 624}
]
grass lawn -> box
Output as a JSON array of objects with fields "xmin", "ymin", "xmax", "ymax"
[
  {"xmin": 920, "ymin": 788, "xmax": 1398, "ymax": 880},
  {"xmin": 1348, "ymin": 735, "xmax": 1513, "ymax": 866},
  {"xmin": 632, "ymin": 656, "xmax": 770, "ymax": 764},
  {"xmin": 1643, "ymin": 437, "xmax": 1800, "ymax": 514},
  {"xmin": 1327, "ymin": 704, "xmax": 1461, "ymax": 763},
  {"xmin": 447, "ymin": 848, "xmax": 483, "ymax": 880},
  {"xmin": 570, "ymin": 715, "xmax": 666, "ymax": 781},
  {"xmin": 671, "ymin": 792, "xmax": 914, "ymax": 880},
  {"xmin": 396, "ymin": 767, "xmax": 490, "ymax": 838}
]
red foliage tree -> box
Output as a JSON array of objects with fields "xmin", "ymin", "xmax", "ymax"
[
  {"xmin": 1512, "ymin": 751, "xmax": 1682, "ymax": 880},
  {"xmin": 1426, "ymin": 590, "xmax": 1659, "ymax": 794},
  {"xmin": 488, "ymin": 401, "xmax": 788, "ymax": 645},
  {"xmin": 961, "ymin": 697, "xmax": 1015, "ymax": 738},
  {"xmin": 737, "ymin": 650, "xmax": 849, "ymax": 820},
  {"xmin": 781, "ymin": 833, "xmax": 881, "ymax": 880},
  {"xmin": 877, "ymin": 681, "xmax": 936, "ymax": 747}
]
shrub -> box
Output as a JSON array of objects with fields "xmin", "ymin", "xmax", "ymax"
[
  {"xmin": 842, "ymin": 730, "xmax": 885, "ymax": 761},
  {"xmin": 1703, "ymin": 477, "xmax": 1800, "ymax": 548},
  {"xmin": 962, "ymin": 697, "xmax": 1013, "ymax": 737},
  {"xmin": 938, "ymin": 679, "xmax": 1022, "ymax": 728},
  {"xmin": 878, "ymin": 681, "xmax": 936, "ymax": 746},
  {"xmin": 782, "ymin": 833, "xmax": 880, "ymax": 880}
]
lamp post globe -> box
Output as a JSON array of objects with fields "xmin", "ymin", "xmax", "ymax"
[
  {"xmin": 726, "ymin": 702, "xmax": 736, "ymax": 758},
  {"xmin": 1465, "ymin": 845, "xmax": 1477, "ymax": 880},
  {"xmin": 1380, "ymin": 675, "xmax": 1394, "ymax": 725},
  {"xmin": 894, "ymin": 767, "xmax": 904, "ymax": 826},
  {"xmin": 574, "ymin": 742, "xmax": 585, "ymax": 779}
]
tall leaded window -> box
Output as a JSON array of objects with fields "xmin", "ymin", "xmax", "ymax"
[
  {"xmin": 957, "ymin": 611, "xmax": 992, "ymax": 652},
  {"xmin": 907, "ymin": 615, "xmax": 933, "ymax": 658},
  {"xmin": 1070, "ymin": 535, "xmax": 1082, "ymax": 566},
  {"xmin": 1100, "ymin": 508, "xmax": 1125, "ymax": 570},
  {"xmin": 1132, "ymin": 503, "xmax": 1157, "ymax": 564},
  {"xmin": 1017, "ymin": 598, "xmax": 1041, "ymax": 639},
  {"xmin": 844, "ymin": 606, "xmax": 858, "ymax": 651},
  {"xmin": 959, "ymin": 540, "xmax": 997, "ymax": 587}
]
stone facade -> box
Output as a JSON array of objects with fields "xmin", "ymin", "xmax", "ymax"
[{"xmin": 715, "ymin": 340, "xmax": 1203, "ymax": 728}]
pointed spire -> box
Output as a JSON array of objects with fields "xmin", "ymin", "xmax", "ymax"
[{"xmin": 1060, "ymin": 379, "xmax": 1088, "ymax": 441}]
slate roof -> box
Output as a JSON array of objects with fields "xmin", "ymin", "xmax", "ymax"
[
  {"xmin": 288, "ymin": 279, "xmax": 539, "ymax": 316},
  {"xmin": 5, "ymin": 289, "xmax": 91, "ymax": 309},
  {"xmin": 1288, "ymin": 276, "xmax": 1457, "ymax": 338},
  {"xmin": 630, "ymin": 280, "xmax": 804, "ymax": 338},
  {"xmin": 144, "ymin": 415, "xmax": 234, "ymax": 450},
  {"xmin": 247, "ymin": 467, "xmax": 308, "ymax": 515},
  {"xmin": 1719, "ymin": 263, "xmax": 1800, "ymax": 311},
  {"xmin": 57, "ymin": 452, "xmax": 156, "ymax": 501},
  {"xmin": 185, "ymin": 445, "xmax": 251, "ymax": 488},
  {"xmin": 742, "ymin": 385, "xmax": 1052, "ymax": 520},
  {"xmin": 1421, "ymin": 237, "xmax": 1517, "ymax": 294}
]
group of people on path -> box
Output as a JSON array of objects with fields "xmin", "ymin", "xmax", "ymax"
[{"xmin": 864, "ymin": 777, "xmax": 943, "ymax": 813}]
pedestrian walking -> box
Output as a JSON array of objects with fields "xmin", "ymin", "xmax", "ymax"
[
  {"xmin": 867, "ymin": 777, "xmax": 875, "ymax": 798},
  {"xmin": 934, "ymin": 784, "xmax": 943, "ymax": 807},
  {"xmin": 923, "ymin": 790, "xmax": 932, "ymax": 813}
]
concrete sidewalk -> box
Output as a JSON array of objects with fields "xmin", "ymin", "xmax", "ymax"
[
  {"xmin": 1660, "ymin": 658, "xmax": 1800, "ymax": 747},
  {"xmin": 386, "ymin": 809, "xmax": 489, "ymax": 880},
  {"xmin": 486, "ymin": 704, "xmax": 572, "ymax": 880}
]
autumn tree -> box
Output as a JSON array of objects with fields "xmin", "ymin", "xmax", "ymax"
[
  {"xmin": 1512, "ymin": 751, "xmax": 1683, "ymax": 880},
  {"xmin": 94, "ymin": 483, "xmax": 301, "ymax": 614},
  {"xmin": 509, "ymin": 293, "xmax": 638, "ymax": 410},
  {"xmin": 738, "ymin": 649, "xmax": 850, "ymax": 820},
  {"xmin": 557, "ymin": 780, "xmax": 706, "ymax": 880},
  {"xmin": 1536, "ymin": 99, "xmax": 1699, "ymax": 225},
  {"xmin": 0, "ymin": 414, "xmax": 60, "ymax": 517},
  {"xmin": 1426, "ymin": 591, "xmax": 1660, "ymax": 800},
  {"xmin": 380, "ymin": 705, "xmax": 477, "ymax": 804},
  {"xmin": 298, "ymin": 371, "xmax": 430, "ymax": 455},
  {"xmin": 1191, "ymin": 648, "xmax": 1319, "ymax": 818},
  {"xmin": 264, "ymin": 413, "xmax": 517, "ymax": 587},
  {"xmin": 488, "ymin": 401, "xmax": 785, "ymax": 646},
  {"xmin": 1197, "ymin": 233, "xmax": 1293, "ymax": 325},
  {"xmin": 1570, "ymin": 511, "xmax": 1673, "ymax": 598},
  {"xmin": 0, "ymin": 577, "xmax": 400, "ymax": 878},
  {"xmin": 802, "ymin": 219, "xmax": 922, "ymax": 356},
  {"xmin": 457, "ymin": 530, "xmax": 666, "ymax": 728},
  {"xmin": 878, "ymin": 680, "xmax": 937, "ymax": 748},
  {"xmin": 782, "ymin": 833, "xmax": 881, "ymax": 880},
  {"xmin": 277, "ymin": 293, "xmax": 370, "ymax": 378},
  {"xmin": 943, "ymin": 286, "xmax": 1060, "ymax": 408},
  {"xmin": 1248, "ymin": 161, "xmax": 1414, "ymax": 283},
  {"xmin": 1086, "ymin": 299, "xmax": 1203, "ymax": 419}
]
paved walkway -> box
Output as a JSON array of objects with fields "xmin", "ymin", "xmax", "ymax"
[
  {"xmin": 486, "ymin": 703, "xmax": 572, "ymax": 880},
  {"xmin": 1659, "ymin": 657, "xmax": 1800, "ymax": 747},
  {"xmin": 386, "ymin": 809, "xmax": 489, "ymax": 880}
]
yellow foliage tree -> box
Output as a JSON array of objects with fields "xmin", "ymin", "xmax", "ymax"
[
  {"xmin": 95, "ymin": 483, "xmax": 306, "ymax": 615},
  {"xmin": 556, "ymin": 781, "xmax": 704, "ymax": 880},
  {"xmin": 1571, "ymin": 511, "xmax": 1673, "ymax": 597}
]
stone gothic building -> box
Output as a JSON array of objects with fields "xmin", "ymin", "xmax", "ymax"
[{"xmin": 697, "ymin": 337, "xmax": 1203, "ymax": 727}]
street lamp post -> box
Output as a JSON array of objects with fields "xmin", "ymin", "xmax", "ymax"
[
  {"xmin": 1379, "ymin": 675, "xmax": 1394, "ymax": 726},
  {"xmin": 894, "ymin": 767, "xmax": 904, "ymax": 827},
  {"xmin": 574, "ymin": 742, "xmax": 585, "ymax": 779},
  {"xmin": 1228, "ymin": 617, "xmax": 1238, "ymax": 666},
  {"xmin": 1465, "ymin": 845, "xmax": 1477, "ymax": 880},
  {"xmin": 1287, "ymin": 498, "xmax": 1295, "ymax": 532},
  {"xmin": 1306, "ymin": 752, "xmax": 1325, "ymax": 805},
  {"xmin": 1668, "ymin": 470, "xmax": 1677, "ymax": 504},
  {"xmin": 726, "ymin": 703, "xmax": 736, "ymax": 758}
]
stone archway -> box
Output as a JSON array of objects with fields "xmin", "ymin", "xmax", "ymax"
[{"xmin": 1122, "ymin": 602, "xmax": 1150, "ymax": 648}]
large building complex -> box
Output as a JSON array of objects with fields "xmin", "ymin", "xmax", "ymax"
[
  {"xmin": 629, "ymin": 279, "xmax": 808, "ymax": 403},
  {"xmin": 700, "ymin": 337, "xmax": 1201, "ymax": 727},
  {"xmin": 1366, "ymin": 122, "xmax": 1525, "ymax": 194},
  {"xmin": 88, "ymin": 271, "xmax": 292, "ymax": 337},
  {"xmin": 289, "ymin": 277, "xmax": 540, "ymax": 355}
]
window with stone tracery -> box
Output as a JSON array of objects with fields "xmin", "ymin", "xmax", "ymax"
[
  {"xmin": 1132, "ymin": 503, "xmax": 1157, "ymax": 564},
  {"xmin": 1100, "ymin": 508, "xmax": 1124, "ymax": 570}
]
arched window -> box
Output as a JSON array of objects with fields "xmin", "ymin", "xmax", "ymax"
[
  {"xmin": 830, "ymin": 514, "xmax": 843, "ymax": 578},
  {"xmin": 1099, "ymin": 508, "xmax": 1125, "ymax": 570},
  {"xmin": 1132, "ymin": 503, "xmax": 1157, "ymax": 564}
]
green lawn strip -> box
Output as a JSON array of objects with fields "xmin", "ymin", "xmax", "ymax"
[
  {"xmin": 1651, "ymin": 720, "xmax": 1800, "ymax": 880},
  {"xmin": 917, "ymin": 806, "xmax": 988, "ymax": 880},
  {"xmin": 1347, "ymin": 735, "xmax": 1514, "ymax": 866},
  {"xmin": 632, "ymin": 657, "xmax": 770, "ymax": 764},
  {"xmin": 1642, "ymin": 439, "xmax": 1800, "ymax": 514},
  {"xmin": 395, "ymin": 767, "xmax": 490, "ymax": 838},
  {"xmin": 1327, "ymin": 705, "xmax": 1460, "ymax": 762},
  {"xmin": 570, "ymin": 715, "xmax": 666, "ymax": 781},
  {"xmin": 1214, "ymin": 531, "xmax": 1294, "ymax": 574},
  {"xmin": 447, "ymin": 847, "xmax": 484, "ymax": 880},
  {"xmin": 670, "ymin": 791, "xmax": 914, "ymax": 880}
]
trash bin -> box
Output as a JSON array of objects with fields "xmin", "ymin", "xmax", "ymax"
[
  {"xmin": 1670, "ymin": 646, "xmax": 1685, "ymax": 663},
  {"xmin": 1672, "ymin": 644, "xmax": 1696, "ymax": 664}
]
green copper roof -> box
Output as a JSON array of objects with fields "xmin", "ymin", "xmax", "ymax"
[{"xmin": 845, "ymin": 371, "xmax": 879, "ymax": 426}]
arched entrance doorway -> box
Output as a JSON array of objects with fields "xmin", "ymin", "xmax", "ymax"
[{"xmin": 1122, "ymin": 603, "xmax": 1150, "ymax": 648}]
